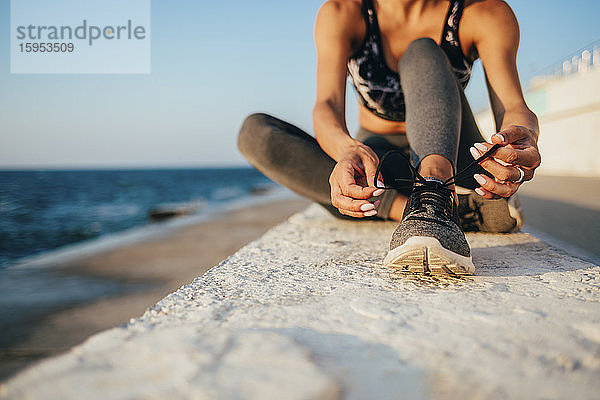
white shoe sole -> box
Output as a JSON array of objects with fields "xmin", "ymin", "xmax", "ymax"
[{"xmin": 383, "ymin": 236, "xmax": 475, "ymax": 275}]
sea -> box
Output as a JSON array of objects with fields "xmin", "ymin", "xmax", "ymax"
[{"xmin": 0, "ymin": 168, "xmax": 281, "ymax": 348}]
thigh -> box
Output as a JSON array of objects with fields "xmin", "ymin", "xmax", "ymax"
[
  {"xmin": 239, "ymin": 114, "xmax": 379, "ymax": 221},
  {"xmin": 238, "ymin": 113, "xmax": 335, "ymax": 205}
]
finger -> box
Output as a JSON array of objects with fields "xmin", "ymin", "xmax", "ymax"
[
  {"xmin": 335, "ymin": 193, "xmax": 377, "ymax": 214},
  {"xmin": 362, "ymin": 154, "xmax": 379, "ymax": 188},
  {"xmin": 491, "ymin": 125, "xmax": 528, "ymax": 146},
  {"xmin": 474, "ymin": 187, "xmax": 501, "ymax": 200},
  {"xmin": 491, "ymin": 146, "xmax": 540, "ymax": 169},
  {"xmin": 336, "ymin": 200, "xmax": 379, "ymax": 218},
  {"xmin": 373, "ymin": 178, "xmax": 386, "ymax": 197},
  {"xmin": 340, "ymin": 209, "xmax": 369, "ymax": 218},
  {"xmin": 336, "ymin": 163, "xmax": 377, "ymax": 199},
  {"xmin": 360, "ymin": 152, "xmax": 386, "ymax": 192},
  {"xmin": 472, "ymin": 142, "xmax": 540, "ymax": 170},
  {"xmin": 471, "ymin": 145, "xmax": 526, "ymax": 182},
  {"xmin": 340, "ymin": 181, "xmax": 377, "ymax": 199},
  {"xmin": 331, "ymin": 183, "xmax": 380, "ymax": 216},
  {"xmin": 330, "ymin": 191, "xmax": 364, "ymax": 218},
  {"xmin": 330, "ymin": 182, "xmax": 342, "ymax": 207},
  {"xmin": 473, "ymin": 173, "xmax": 519, "ymax": 198}
]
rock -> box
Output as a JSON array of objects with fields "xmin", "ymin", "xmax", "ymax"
[
  {"xmin": 148, "ymin": 201, "xmax": 204, "ymax": 221},
  {"xmin": 249, "ymin": 183, "xmax": 276, "ymax": 195},
  {"xmin": 2, "ymin": 204, "xmax": 599, "ymax": 400}
]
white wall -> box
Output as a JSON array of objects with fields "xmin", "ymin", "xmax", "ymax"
[{"xmin": 475, "ymin": 66, "xmax": 600, "ymax": 177}]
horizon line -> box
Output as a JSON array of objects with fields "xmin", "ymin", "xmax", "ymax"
[{"xmin": 0, "ymin": 163, "xmax": 255, "ymax": 171}]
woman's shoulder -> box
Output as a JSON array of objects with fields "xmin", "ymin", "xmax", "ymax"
[
  {"xmin": 316, "ymin": 0, "xmax": 364, "ymax": 26},
  {"xmin": 318, "ymin": 0, "xmax": 363, "ymax": 14},
  {"xmin": 315, "ymin": 0, "xmax": 366, "ymax": 49},
  {"xmin": 463, "ymin": 0, "xmax": 517, "ymax": 25},
  {"xmin": 462, "ymin": 0, "xmax": 519, "ymax": 47}
]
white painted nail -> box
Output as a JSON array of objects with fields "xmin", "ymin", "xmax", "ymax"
[
  {"xmin": 473, "ymin": 174, "xmax": 487, "ymax": 185},
  {"xmin": 475, "ymin": 188, "xmax": 486, "ymax": 196},
  {"xmin": 474, "ymin": 142, "xmax": 488, "ymax": 152},
  {"xmin": 469, "ymin": 146, "xmax": 480, "ymax": 159},
  {"xmin": 364, "ymin": 210, "xmax": 377, "ymax": 217},
  {"xmin": 493, "ymin": 133, "xmax": 505, "ymax": 143},
  {"xmin": 372, "ymin": 189, "xmax": 385, "ymax": 197},
  {"xmin": 376, "ymin": 180, "xmax": 385, "ymax": 187},
  {"xmin": 360, "ymin": 203, "xmax": 375, "ymax": 212}
]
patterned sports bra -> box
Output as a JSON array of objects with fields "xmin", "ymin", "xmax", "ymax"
[{"xmin": 347, "ymin": 0, "xmax": 473, "ymax": 122}]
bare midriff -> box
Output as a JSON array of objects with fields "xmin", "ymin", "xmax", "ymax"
[{"xmin": 358, "ymin": 102, "xmax": 407, "ymax": 135}]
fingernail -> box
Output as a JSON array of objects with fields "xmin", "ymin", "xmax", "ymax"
[
  {"xmin": 376, "ymin": 180, "xmax": 385, "ymax": 187},
  {"xmin": 364, "ymin": 210, "xmax": 377, "ymax": 217},
  {"xmin": 474, "ymin": 142, "xmax": 488, "ymax": 152},
  {"xmin": 473, "ymin": 174, "xmax": 487, "ymax": 185},
  {"xmin": 373, "ymin": 200, "xmax": 381, "ymax": 208},
  {"xmin": 372, "ymin": 189, "xmax": 384, "ymax": 197},
  {"xmin": 469, "ymin": 146, "xmax": 480, "ymax": 159},
  {"xmin": 493, "ymin": 133, "xmax": 505, "ymax": 143},
  {"xmin": 474, "ymin": 188, "xmax": 486, "ymax": 196},
  {"xmin": 360, "ymin": 203, "xmax": 375, "ymax": 211}
]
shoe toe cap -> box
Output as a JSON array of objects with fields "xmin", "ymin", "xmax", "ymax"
[{"xmin": 390, "ymin": 218, "xmax": 471, "ymax": 257}]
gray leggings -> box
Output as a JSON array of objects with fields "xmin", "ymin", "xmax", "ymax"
[{"xmin": 238, "ymin": 38, "xmax": 489, "ymax": 220}]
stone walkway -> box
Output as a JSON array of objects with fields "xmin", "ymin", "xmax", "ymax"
[{"xmin": 2, "ymin": 205, "xmax": 599, "ymax": 400}]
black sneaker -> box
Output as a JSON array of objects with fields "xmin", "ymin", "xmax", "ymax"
[
  {"xmin": 457, "ymin": 186, "xmax": 523, "ymax": 233},
  {"xmin": 384, "ymin": 177, "xmax": 474, "ymax": 274},
  {"xmin": 374, "ymin": 143, "xmax": 505, "ymax": 275}
]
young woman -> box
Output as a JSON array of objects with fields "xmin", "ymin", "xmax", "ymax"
[{"xmin": 238, "ymin": 0, "xmax": 541, "ymax": 274}]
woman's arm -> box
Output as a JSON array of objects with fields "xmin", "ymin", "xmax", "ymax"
[
  {"xmin": 468, "ymin": 0, "xmax": 541, "ymax": 198},
  {"xmin": 313, "ymin": 1, "xmax": 383, "ymax": 218},
  {"xmin": 313, "ymin": 0, "xmax": 361, "ymax": 160}
]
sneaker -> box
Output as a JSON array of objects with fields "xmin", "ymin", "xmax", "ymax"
[
  {"xmin": 374, "ymin": 143, "xmax": 507, "ymax": 275},
  {"xmin": 383, "ymin": 177, "xmax": 475, "ymax": 275},
  {"xmin": 456, "ymin": 186, "xmax": 523, "ymax": 233}
]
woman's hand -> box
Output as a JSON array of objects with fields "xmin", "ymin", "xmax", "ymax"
[
  {"xmin": 469, "ymin": 125, "xmax": 541, "ymax": 199},
  {"xmin": 329, "ymin": 142, "xmax": 385, "ymax": 217}
]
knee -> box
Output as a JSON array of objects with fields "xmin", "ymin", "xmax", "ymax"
[
  {"xmin": 399, "ymin": 37, "xmax": 441, "ymax": 73},
  {"xmin": 237, "ymin": 112, "xmax": 273, "ymax": 158}
]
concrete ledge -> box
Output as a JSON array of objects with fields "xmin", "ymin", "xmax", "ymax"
[{"xmin": 2, "ymin": 205, "xmax": 600, "ymax": 399}]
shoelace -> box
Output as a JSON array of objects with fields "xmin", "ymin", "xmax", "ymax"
[
  {"xmin": 374, "ymin": 144, "xmax": 501, "ymax": 219},
  {"xmin": 374, "ymin": 143, "xmax": 501, "ymax": 191},
  {"xmin": 410, "ymin": 181, "xmax": 454, "ymax": 214}
]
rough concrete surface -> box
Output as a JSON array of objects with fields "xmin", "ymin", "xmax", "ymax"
[{"xmin": 2, "ymin": 205, "xmax": 599, "ymax": 400}]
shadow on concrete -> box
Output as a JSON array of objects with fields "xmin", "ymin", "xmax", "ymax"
[
  {"xmin": 519, "ymin": 194, "xmax": 600, "ymax": 261},
  {"xmin": 472, "ymin": 242, "xmax": 596, "ymax": 277},
  {"xmin": 270, "ymin": 327, "xmax": 429, "ymax": 400}
]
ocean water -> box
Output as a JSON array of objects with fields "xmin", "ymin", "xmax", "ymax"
[
  {"xmin": 0, "ymin": 168, "xmax": 278, "ymax": 348},
  {"xmin": 0, "ymin": 168, "xmax": 275, "ymax": 268}
]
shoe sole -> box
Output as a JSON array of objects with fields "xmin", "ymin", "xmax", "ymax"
[{"xmin": 383, "ymin": 236, "xmax": 475, "ymax": 275}]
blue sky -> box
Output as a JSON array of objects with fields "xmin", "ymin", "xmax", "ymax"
[{"xmin": 0, "ymin": 0, "xmax": 599, "ymax": 168}]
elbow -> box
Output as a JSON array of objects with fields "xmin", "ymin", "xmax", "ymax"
[
  {"xmin": 312, "ymin": 99, "xmax": 342, "ymax": 140},
  {"xmin": 312, "ymin": 102, "xmax": 324, "ymax": 141},
  {"xmin": 311, "ymin": 101, "xmax": 322, "ymax": 127},
  {"xmin": 313, "ymin": 99, "xmax": 336, "ymax": 117}
]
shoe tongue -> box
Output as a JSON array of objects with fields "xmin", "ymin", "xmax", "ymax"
[
  {"xmin": 422, "ymin": 176, "xmax": 445, "ymax": 185},
  {"xmin": 417, "ymin": 177, "xmax": 453, "ymax": 209}
]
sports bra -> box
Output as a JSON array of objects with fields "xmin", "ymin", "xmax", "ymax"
[{"xmin": 347, "ymin": 0, "xmax": 474, "ymax": 122}]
